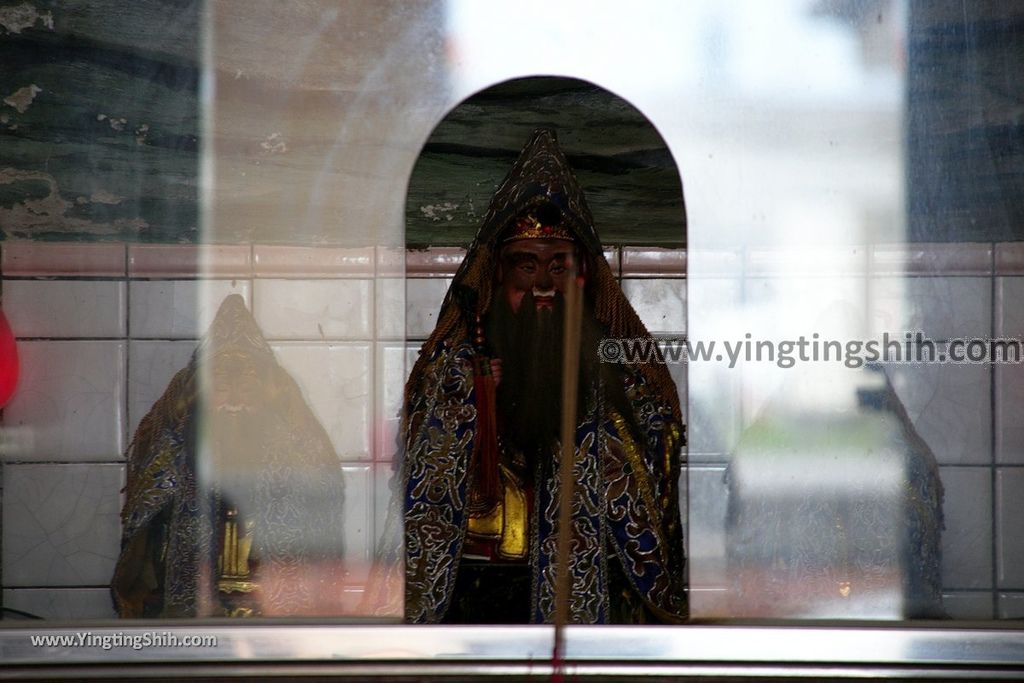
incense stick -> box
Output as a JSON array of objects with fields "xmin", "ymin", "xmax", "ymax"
[{"xmin": 553, "ymin": 267, "xmax": 583, "ymax": 676}]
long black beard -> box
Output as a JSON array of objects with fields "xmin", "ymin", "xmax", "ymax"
[
  {"xmin": 202, "ymin": 409, "xmax": 268, "ymax": 510},
  {"xmin": 485, "ymin": 292, "xmax": 602, "ymax": 456}
]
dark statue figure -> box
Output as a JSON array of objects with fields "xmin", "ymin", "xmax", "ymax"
[
  {"xmin": 111, "ymin": 295, "xmax": 347, "ymax": 617},
  {"xmin": 389, "ymin": 129, "xmax": 687, "ymax": 624}
]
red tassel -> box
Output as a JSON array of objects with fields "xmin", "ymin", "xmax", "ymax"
[
  {"xmin": 468, "ymin": 312, "xmax": 501, "ymax": 515},
  {"xmin": 470, "ymin": 360, "xmax": 501, "ymax": 513}
]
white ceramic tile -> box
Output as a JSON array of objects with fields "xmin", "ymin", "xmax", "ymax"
[
  {"xmin": 870, "ymin": 276, "xmax": 991, "ymax": 342},
  {"xmin": 666, "ymin": 352, "xmax": 687, "ymax": 421},
  {"xmin": 744, "ymin": 276, "xmax": 868, "ymax": 339},
  {"xmin": 405, "ymin": 248, "xmax": 466, "ymax": 276},
  {"xmin": 886, "ymin": 347, "xmax": 991, "ymax": 465},
  {"xmin": 2, "ymin": 242, "xmax": 126, "ymax": 277},
  {"xmin": 271, "ymin": 343, "xmax": 371, "ymax": 461},
  {"xmin": 375, "ymin": 343, "xmax": 420, "ymax": 460},
  {"xmin": 129, "ymin": 280, "xmax": 251, "ymax": 339},
  {"xmin": 254, "ymin": 279, "xmax": 371, "ymax": 341},
  {"xmin": 687, "ymin": 276, "xmax": 740, "ymax": 337},
  {"xmin": 996, "ymin": 468, "xmax": 1024, "ymax": 589},
  {"xmin": 941, "ymin": 592, "xmax": 994, "ymax": 620},
  {"xmin": 342, "ymin": 465, "xmax": 373, "ymax": 582},
  {"xmin": 995, "ymin": 362, "xmax": 1024, "ymax": 464},
  {"xmin": 376, "ymin": 278, "xmax": 404, "ymax": 340},
  {"xmin": 128, "ymin": 244, "xmax": 251, "ymax": 278},
  {"xmin": 253, "ymin": 245, "xmax": 374, "ymax": 277},
  {"xmin": 996, "ymin": 244, "xmax": 1024, "ymax": 276},
  {"xmin": 1, "ymin": 341, "xmax": 125, "ymax": 461},
  {"xmin": 2, "ymin": 588, "xmax": 117, "ymax": 620},
  {"xmin": 685, "ymin": 350, "xmax": 742, "ymax": 461},
  {"xmin": 622, "ymin": 278, "xmax": 686, "ymax": 335},
  {"xmin": 405, "ymin": 278, "xmax": 451, "ymax": 339},
  {"xmin": 687, "ymin": 465, "xmax": 732, "ymax": 618},
  {"xmin": 997, "ymin": 277, "xmax": 1024, "ymax": 339},
  {"xmin": 621, "ymin": 247, "xmax": 686, "ymax": 277},
  {"xmin": 940, "ymin": 467, "xmax": 993, "ymax": 590},
  {"xmin": 3, "ymin": 280, "xmax": 125, "ymax": 338},
  {"xmin": 2, "ymin": 463, "xmax": 124, "ymax": 586},
  {"xmin": 873, "ymin": 243, "xmax": 991, "ymax": 277},
  {"xmin": 687, "ymin": 465, "xmax": 729, "ymax": 586},
  {"xmin": 374, "ymin": 462, "xmax": 401, "ymax": 549},
  {"xmin": 747, "ymin": 247, "xmax": 867, "ymax": 278},
  {"xmin": 998, "ymin": 592, "xmax": 1024, "ymax": 619},
  {"xmin": 127, "ymin": 341, "xmax": 195, "ymax": 437}
]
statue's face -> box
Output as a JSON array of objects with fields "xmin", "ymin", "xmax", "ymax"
[
  {"xmin": 209, "ymin": 350, "xmax": 267, "ymax": 415},
  {"xmin": 499, "ymin": 238, "xmax": 579, "ymax": 313}
]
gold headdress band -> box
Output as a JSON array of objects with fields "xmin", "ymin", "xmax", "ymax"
[{"xmin": 503, "ymin": 213, "xmax": 574, "ymax": 242}]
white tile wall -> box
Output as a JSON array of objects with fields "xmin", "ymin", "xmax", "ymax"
[
  {"xmin": 341, "ymin": 465, "xmax": 373, "ymax": 583},
  {"xmin": 998, "ymin": 592, "xmax": 1024, "ymax": 619},
  {"xmin": 374, "ymin": 462, "xmax": 400, "ymax": 549},
  {"xmin": 996, "ymin": 277, "xmax": 1024, "ymax": 465},
  {"xmin": 685, "ymin": 360, "xmax": 742, "ymax": 460},
  {"xmin": 744, "ymin": 276, "xmax": 868, "ymax": 338},
  {"xmin": 995, "ymin": 362, "xmax": 1024, "ymax": 465},
  {"xmin": 2, "ymin": 341, "xmax": 126, "ymax": 461},
  {"xmin": 405, "ymin": 278, "xmax": 451, "ymax": 339},
  {"xmin": 996, "ymin": 468, "xmax": 1024, "ymax": 589},
  {"xmin": 272, "ymin": 343, "xmax": 372, "ymax": 461},
  {"xmin": 254, "ymin": 279, "xmax": 372, "ymax": 340},
  {"xmin": 3, "ymin": 280, "xmax": 125, "ymax": 338},
  {"xmin": 2, "ymin": 464, "xmax": 124, "ymax": 587},
  {"xmin": 375, "ymin": 343, "xmax": 419, "ymax": 460},
  {"xmin": 686, "ymin": 276, "xmax": 740, "ymax": 337},
  {"xmin": 127, "ymin": 341, "xmax": 195, "ymax": 436},
  {"xmin": 940, "ymin": 467, "xmax": 993, "ymax": 590},
  {"xmin": 376, "ymin": 278, "xmax": 405, "ymax": 340},
  {"xmin": 886, "ymin": 348, "xmax": 992, "ymax": 465},
  {"xmin": 995, "ymin": 276, "xmax": 1024, "ymax": 339},
  {"xmin": 381, "ymin": 277, "xmax": 458, "ymax": 341},
  {"xmin": 942, "ymin": 592, "xmax": 995, "ymax": 620},
  {"xmin": 687, "ymin": 465, "xmax": 729, "ymax": 587},
  {"xmin": 0, "ymin": 245, "xmax": 1019, "ymax": 622},
  {"xmin": 870, "ymin": 276, "xmax": 991, "ymax": 341},
  {"xmin": 129, "ymin": 280, "xmax": 251, "ymax": 339},
  {"xmin": 623, "ymin": 278, "xmax": 687, "ymax": 335},
  {"xmin": 3, "ymin": 588, "xmax": 117, "ymax": 620}
]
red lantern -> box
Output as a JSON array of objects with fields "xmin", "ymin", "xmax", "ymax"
[{"xmin": 0, "ymin": 307, "xmax": 18, "ymax": 408}]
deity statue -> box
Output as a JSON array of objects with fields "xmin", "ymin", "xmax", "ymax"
[
  {"xmin": 393, "ymin": 129, "xmax": 686, "ymax": 624},
  {"xmin": 111, "ymin": 294, "xmax": 347, "ymax": 617}
]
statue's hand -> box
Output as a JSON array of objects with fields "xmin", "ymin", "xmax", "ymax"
[{"xmin": 490, "ymin": 358, "xmax": 503, "ymax": 387}]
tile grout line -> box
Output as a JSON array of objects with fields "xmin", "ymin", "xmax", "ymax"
[
  {"xmin": 123, "ymin": 244, "xmax": 130, "ymax": 474},
  {"xmin": 990, "ymin": 242, "xmax": 999, "ymax": 618}
]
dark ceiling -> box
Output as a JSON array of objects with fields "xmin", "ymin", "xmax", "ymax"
[{"xmin": 405, "ymin": 76, "xmax": 686, "ymax": 248}]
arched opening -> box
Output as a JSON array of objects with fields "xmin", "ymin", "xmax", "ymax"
[{"xmin": 394, "ymin": 75, "xmax": 690, "ymax": 624}]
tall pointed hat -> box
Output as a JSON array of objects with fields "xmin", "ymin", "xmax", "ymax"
[
  {"xmin": 407, "ymin": 128, "xmax": 681, "ymax": 423},
  {"xmin": 113, "ymin": 294, "xmax": 346, "ymax": 617}
]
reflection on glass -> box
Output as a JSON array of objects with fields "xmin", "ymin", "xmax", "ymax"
[
  {"xmin": 1, "ymin": 0, "xmax": 1013, "ymax": 637},
  {"xmin": 113, "ymin": 295, "xmax": 348, "ymax": 617}
]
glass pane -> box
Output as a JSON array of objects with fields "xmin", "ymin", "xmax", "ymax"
[{"xmin": 0, "ymin": 0, "xmax": 1017, "ymax": 642}]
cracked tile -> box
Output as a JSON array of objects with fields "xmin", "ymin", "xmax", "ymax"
[
  {"xmin": 1, "ymin": 341, "xmax": 125, "ymax": 461},
  {"xmin": 271, "ymin": 343, "xmax": 372, "ymax": 461},
  {"xmin": 130, "ymin": 280, "xmax": 251, "ymax": 339},
  {"xmin": 2, "ymin": 464, "xmax": 123, "ymax": 587},
  {"xmin": 254, "ymin": 279, "xmax": 371, "ymax": 340}
]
